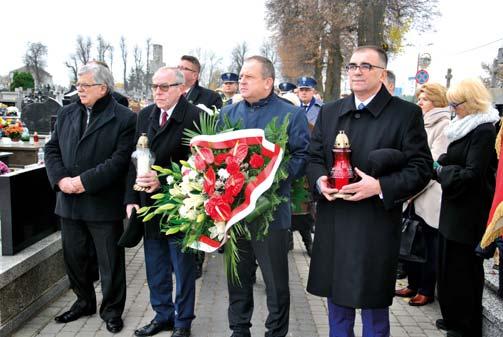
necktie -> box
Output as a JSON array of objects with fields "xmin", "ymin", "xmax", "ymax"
[
  {"xmin": 160, "ymin": 110, "xmax": 168, "ymax": 127},
  {"xmin": 357, "ymin": 103, "xmax": 366, "ymax": 110},
  {"xmin": 303, "ymin": 104, "xmax": 309, "ymax": 111}
]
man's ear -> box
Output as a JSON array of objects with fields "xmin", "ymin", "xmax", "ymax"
[{"xmin": 265, "ymin": 77, "xmax": 274, "ymax": 91}]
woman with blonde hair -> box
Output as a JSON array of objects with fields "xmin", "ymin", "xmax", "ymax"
[
  {"xmin": 434, "ymin": 78, "xmax": 499, "ymax": 337},
  {"xmin": 395, "ymin": 83, "xmax": 450, "ymax": 306}
]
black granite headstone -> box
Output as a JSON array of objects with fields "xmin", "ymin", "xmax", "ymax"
[
  {"xmin": 22, "ymin": 98, "xmax": 61, "ymax": 134},
  {"xmin": 0, "ymin": 166, "xmax": 58, "ymax": 255}
]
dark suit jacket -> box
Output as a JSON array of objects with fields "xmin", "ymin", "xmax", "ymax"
[
  {"xmin": 125, "ymin": 96, "xmax": 202, "ymax": 239},
  {"xmin": 306, "ymin": 85, "xmax": 433, "ymax": 308},
  {"xmin": 45, "ymin": 93, "xmax": 137, "ymax": 221},
  {"xmin": 186, "ymin": 81, "xmax": 222, "ymax": 110},
  {"xmin": 437, "ymin": 122, "xmax": 496, "ymax": 246}
]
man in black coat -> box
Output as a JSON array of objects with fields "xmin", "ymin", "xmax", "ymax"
[
  {"xmin": 306, "ymin": 46, "xmax": 432, "ymax": 337},
  {"xmin": 125, "ymin": 67, "xmax": 202, "ymax": 337},
  {"xmin": 45, "ymin": 63, "xmax": 136, "ymax": 333},
  {"xmin": 178, "ymin": 55, "xmax": 222, "ymax": 110}
]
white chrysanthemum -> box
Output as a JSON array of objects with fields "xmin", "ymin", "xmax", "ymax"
[
  {"xmin": 217, "ymin": 168, "xmax": 230, "ymax": 180},
  {"xmin": 166, "ymin": 175, "xmax": 175, "ymax": 185}
]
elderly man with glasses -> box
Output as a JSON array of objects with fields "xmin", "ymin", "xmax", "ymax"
[
  {"xmin": 306, "ymin": 45, "xmax": 432, "ymax": 337},
  {"xmin": 45, "ymin": 62, "xmax": 136, "ymax": 333},
  {"xmin": 125, "ymin": 67, "xmax": 203, "ymax": 337}
]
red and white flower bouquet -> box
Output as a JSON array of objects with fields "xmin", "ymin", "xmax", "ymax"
[{"xmin": 138, "ymin": 114, "xmax": 290, "ymax": 281}]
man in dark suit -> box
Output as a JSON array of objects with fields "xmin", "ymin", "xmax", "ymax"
[
  {"xmin": 45, "ymin": 63, "xmax": 136, "ymax": 333},
  {"xmin": 306, "ymin": 46, "xmax": 432, "ymax": 337},
  {"xmin": 126, "ymin": 67, "xmax": 202, "ymax": 337},
  {"xmin": 178, "ymin": 55, "xmax": 222, "ymax": 110}
]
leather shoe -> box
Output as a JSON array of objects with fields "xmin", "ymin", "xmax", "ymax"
[
  {"xmin": 106, "ymin": 318, "xmax": 123, "ymax": 333},
  {"xmin": 54, "ymin": 308, "xmax": 95, "ymax": 323},
  {"xmin": 135, "ymin": 321, "xmax": 174, "ymax": 336},
  {"xmin": 408, "ymin": 294, "xmax": 434, "ymax": 306},
  {"xmin": 171, "ymin": 327, "xmax": 191, "ymax": 337},
  {"xmin": 446, "ymin": 330, "xmax": 464, "ymax": 337},
  {"xmin": 394, "ymin": 287, "xmax": 417, "ymax": 298},
  {"xmin": 435, "ymin": 318, "xmax": 450, "ymax": 331}
]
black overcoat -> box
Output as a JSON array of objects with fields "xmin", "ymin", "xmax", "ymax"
[
  {"xmin": 124, "ymin": 96, "xmax": 202, "ymax": 239},
  {"xmin": 306, "ymin": 85, "xmax": 433, "ymax": 308},
  {"xmin": 45, "ymin": 94, "xmax": 137, "ymax": 221},
  {"xmin": 186, "ymin": 81, "xmax": 223, "ymax": 110},
  {"xmin": 437, "ymin": 122, "xmax": 496, "ymax": 246}
]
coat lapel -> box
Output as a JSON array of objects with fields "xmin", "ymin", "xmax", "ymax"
[
  {"xmin": 186, "ymin": 83, "xmax": 201, "ymax": 104},
  {"xmin": 80, "ymin": 99, "xmax": 116, "ymax": 142},
  {"xmin": 150, "ymin": 97, "xmax": 188, "ymax": 148}
]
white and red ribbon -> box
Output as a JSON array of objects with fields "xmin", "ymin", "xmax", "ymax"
[{"xmin": 189, "ymin": 129, "xmax": 284, "ymax": 252}]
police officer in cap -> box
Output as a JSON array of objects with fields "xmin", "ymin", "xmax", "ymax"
[
  {"xmin": 297, "ymin": 76, "xmax": 322, "ymax": 130},
  {"xmin": 289, "ymin": 76, "xmax": 323, "ymax": 257},
  {"xmin": 220, "ymin": 72, "xmax": 239, "ymax": 106},
  {"xmin": 278, "ymin": 82, "xmax": 297, "ymax": 95}
]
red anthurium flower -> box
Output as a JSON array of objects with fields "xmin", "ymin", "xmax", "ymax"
[
  {"xmin": 205, "ymin": 195, "xmax": 232, "ymax": 222},
  {"xmin": 225, "ymin": 156, "xmax": 241, "ymax": 174},
  {"xmin": 203, "ymin": 167, "xmax": 216, "ymax": 195},
  {"xmin": 194, "ymin": 154, "xmax": 206, "ymax": 171},
  {"xmin": 228, "ymin": 142, "xmax": 249, "ymax": 162},
  {"xmin": 225, "ymin": 171, "xmax": 245, "ymax": 197},
  {"xmin": 222, "ymin": 190, "xmax": 235, "ymax": 204},
  {"xmin": 249, "ymin": 153, "xmax": 265, "ymax": 169},
  {"xmin": 215, "ymin": 153, "xmax": 230, "ymax": 165},
  {"xmin": 195, "ymin": 146, "xmax": 214, "ymax": 164}
]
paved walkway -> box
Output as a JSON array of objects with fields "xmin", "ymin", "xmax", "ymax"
[{"xmin": 12, "ymin": 233, "xmax": 445, "ymax": 337}]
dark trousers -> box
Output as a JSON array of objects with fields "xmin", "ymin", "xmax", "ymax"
[
  {"xmin": 290, "ymin": 214, "xmax": 313, "ymax": 248},
  {"xmin": 437, "ymin": 234, "xmax": 484, "ymax": 337},
  {"xmin": 60, "ymin": 218, "xmax": 126, "ymax": 320},
  {"xmin": 227, "ymin": 228, "xmax": 290, "ymax": 337},
  {"xmin": 404, "ymin": 225, "xmax": 438, "ymax": 297},
  {"xmin": 328, "ymin": 301, "xmax": 389, "ymax": 337},
  {"xmin": 144, "ymin": 238, "xmax": 196, "ymax": 328}
]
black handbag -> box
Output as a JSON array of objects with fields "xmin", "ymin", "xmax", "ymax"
[
  {"xmin": 118, "ymin": 208, "xmax": 144, "ymax": 248},
  {"xmin": 399, "ymin": 205, "xmax": 427, "ymax": 263}
]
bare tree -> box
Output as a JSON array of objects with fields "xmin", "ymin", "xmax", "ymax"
[
  {"xmin": 96, "ymin": 35, "xmax": 111, "ymax": 62},
  {"xmin": 107, "ymin": 45, "xmax": 114, "ymax": 72},
  {"xmin": 76, "ymin": 35, "xmax": 92, "ymax": 65},
  {"xmin": 231, "ymin": 42, "xmax": 248, "ymax": 74},
  {"xmin": 24, "ymin": 42, "xmax": 48, "ymax": 88},
  {"xmin": 120, "ymin": 36, "xmax": 128, "ymax": 90},
  {"xmin": 65, "ymin": 54, "xmax": 79, "ymax": 83},
  {"xmin": 205, "ymin": 52, "xmax": 223, "ymax": 89},
  {"xmin": 260, "ymin": 38, "xmax": 279, "ymax": 67},
  {"xmin": 128, "ymin": 45, "xmax": 145, "ymax": 94}
]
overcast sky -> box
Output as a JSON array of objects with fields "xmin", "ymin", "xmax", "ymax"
[{"xmin": 1, "ymin": 0, "xmax": 502, "ymax": 95}]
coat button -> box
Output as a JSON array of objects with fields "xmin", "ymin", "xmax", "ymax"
[{"xmin": 354, "ymin": 113, "xmax": 361, "ymax": 119}]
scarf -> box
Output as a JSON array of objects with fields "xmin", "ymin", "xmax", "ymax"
[{"xmin": 444, "ymin": 108, "xmax": 499, "ymax": 142}]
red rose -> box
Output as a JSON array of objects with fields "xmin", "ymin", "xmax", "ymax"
[
  {"xmin": 205, "ymin": 195, "xmax": 232, "ymax": 221},
  {"xmin": 215, "ymin": 153, "xmax": 229, "ymax": 165},
  {"xmin": 203, "ymin": 167, "xmax": 216, "ymax": 195},
  {"xmin": 225, "ymin": 171, "xmax": 245, "ymax": 197},
  {"xmin": 225, "ymin": 156, "xmax": 241, "ymax": 174},
  {"xmin": 249, "ymin": 153, "xmax": 264, "ymax": 169}
]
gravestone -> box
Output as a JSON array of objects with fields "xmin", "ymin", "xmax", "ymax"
[{"xmin": 22, "ymin": 98, "xmax": 61, "ymax": 134}]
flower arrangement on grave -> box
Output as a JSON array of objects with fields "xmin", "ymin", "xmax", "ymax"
[
  {"xmin": 137, "ymin": 113, "xmax": 290, "ymax": 282},
  {"xmin": 2, "ymin": 121, "xmax": 24, "ymax": 141}
]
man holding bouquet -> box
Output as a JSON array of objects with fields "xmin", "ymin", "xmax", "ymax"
[{"xmin": 220, "ymin": 56, "xmax": 310, "ymax": 337}]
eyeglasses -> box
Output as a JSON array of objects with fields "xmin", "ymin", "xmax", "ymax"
[
  {"xmin": 345, "ymin": 63, "xmax": 385, "ymax": 73},
  {"xmin": 177, "ymin": 66, "xmax": 197, "ymax": 73},
  {"xmin": 448, "ymin": 101, "xmax": 466, "ymax": 109},
  {"xmin": 150, "ymin": 83, "xmax": 182, "ymax": 92},
  {"xmin": 76, "ymin": 83, "xmax": 103, "ymax": 90}
]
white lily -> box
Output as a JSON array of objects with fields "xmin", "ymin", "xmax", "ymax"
[
  {"xmin": 209, "ymin": 221, "xmax": 226, "ymax": 241},
  {"xmin": 217, "ymin": 168, "xmax": 230, "ymax": 180}
]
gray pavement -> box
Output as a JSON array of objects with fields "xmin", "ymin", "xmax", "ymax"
[{"xmin": 12, "ymin": 233, "xmax": 446, "ymax": 337}]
